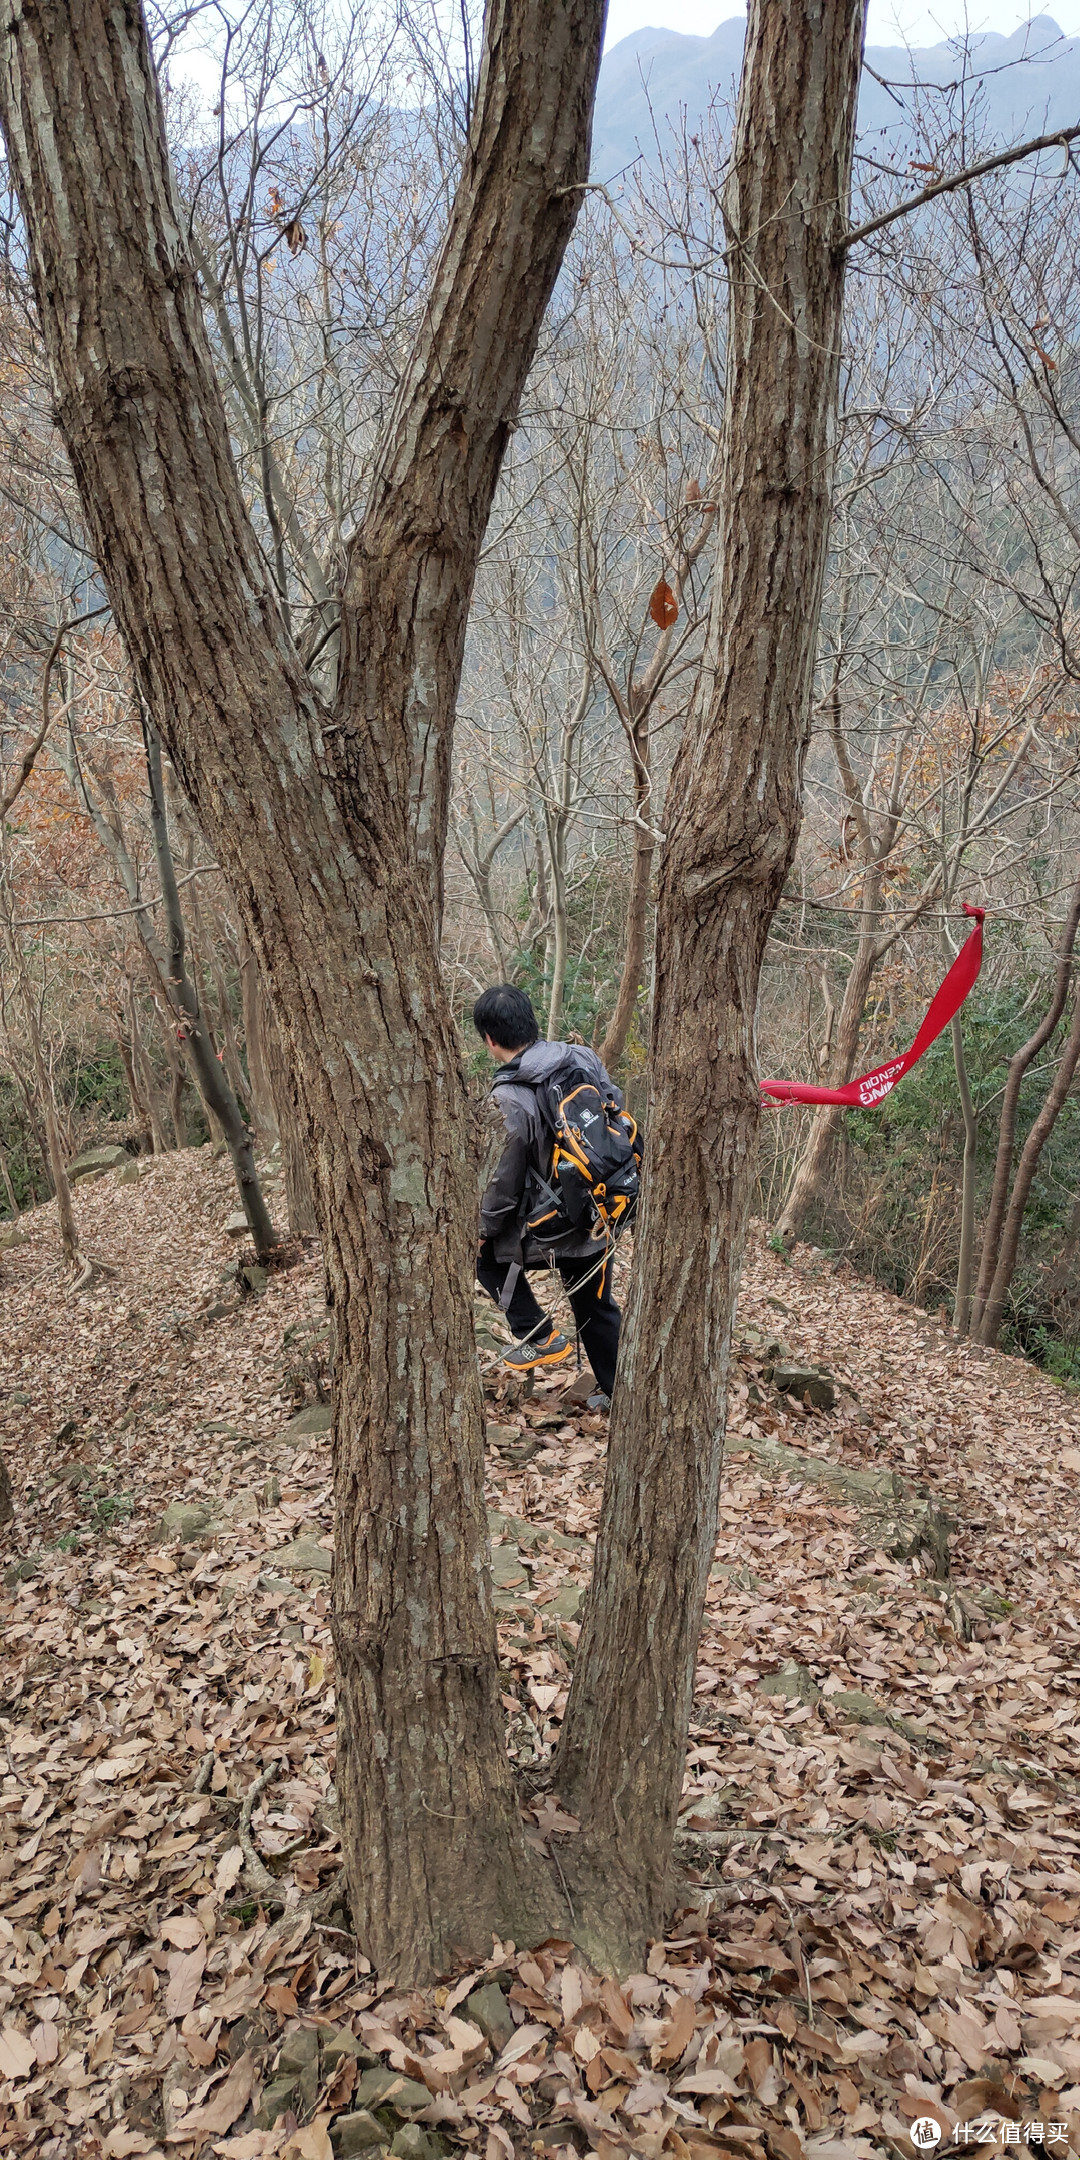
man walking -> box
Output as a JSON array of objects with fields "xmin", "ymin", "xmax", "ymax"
[{"xmin": 474, "ymin": 985, "xmax": 623, "ymax": 1405}]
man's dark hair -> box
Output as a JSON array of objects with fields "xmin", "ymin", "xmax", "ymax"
[{"xmin": 473, "ymin": 984, "xmax": 539, "ymax": 1051}]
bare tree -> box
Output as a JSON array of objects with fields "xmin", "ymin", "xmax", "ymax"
[
  {"xmin": 0, "ymin": 0, "xmax": 606, "ymax": 1979},
  {"xmin": 556, "ymin": 0, "xmax": 867, "ymax": 1961}
]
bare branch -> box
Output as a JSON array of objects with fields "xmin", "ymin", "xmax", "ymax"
[{"xmin": 843, "ymin": 124, "xmax": 1080, "ymax": 252}]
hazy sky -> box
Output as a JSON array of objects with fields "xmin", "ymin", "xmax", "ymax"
[{"xmin": 605, "ymin": 3, "xmax": 1080, "ymax": 49}]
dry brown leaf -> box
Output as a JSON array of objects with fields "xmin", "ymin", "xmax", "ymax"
[
  {"xmin": 0, "ymin": 2022, "xmax": 36, "ymax": 2080},
  {"xmin": 169, "ymin": 2050, "xmax": 254, "ymax": 2138},
  {"xmin": 656, "ymin": 1989, "xmax": 696, "ymax": 2065},
  {"xmin": 649, "ymin": 577, "xmax": 678, "ymax": 629},
  {"xmin": 165, "ymin": 1942, "xmax": 207, "ymax": 2018},
  {"xmin": 160, "ymin": 1914, "xmax": 204, "ymax": 1950},
  {"xmin": 281, "ymin": 2114, "xmax": 332, "ymax": 2160}
]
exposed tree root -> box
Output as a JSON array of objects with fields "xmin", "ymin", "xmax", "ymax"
[{"xmin": 67, "ymin": 1251, "xmax": 117, "ymax": 1294}]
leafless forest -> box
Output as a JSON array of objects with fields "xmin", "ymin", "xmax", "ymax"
[{"xmin": 3, "ymin": 9, "xmax": 1080, "ymax": 1354}]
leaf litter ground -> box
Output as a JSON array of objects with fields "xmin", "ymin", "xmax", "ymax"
[{"xmin": 0, "ymin": 1153, "xmax": 1078, "ymax": 2160}]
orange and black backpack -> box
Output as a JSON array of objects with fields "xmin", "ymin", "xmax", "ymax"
[{"xmin": 501, "ymin": 1054, "xmax": 644, "ymax": 1247}]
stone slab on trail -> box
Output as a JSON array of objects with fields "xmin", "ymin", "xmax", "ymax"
[
  {"xmin": 263, "ymin": 1534, "xmax": 333, "ymax": 1574},
  {"xmin": 757, "ymin": 1660, "xmax": 821, "ymax": 1705},
  {"xmin": 769, "ymin": 1361, "xmax": 838, "ymax": 1411},
  {"xmin": 67, "ymin": 1144, "xmax": 130, "ymax": 1182},
  {"xmin": 487, "ymin": 1508, "xmax": 586, "ymax": 1551},
  {"xmin": 285, "ymin": 1403, "xmax": 333, "ymax": 1436},
  {"xmin": 732, "ymin": 1428, "xmax": 953, "ymax": 1578},
  {"xmin": 155, "ymin": 1498, "xmax": 221, "ymax": 1543}
]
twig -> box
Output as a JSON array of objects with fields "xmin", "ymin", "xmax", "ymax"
[
  {"xmin": 843, "ymin": 123, "xmax": 1080, "ymax": 251},
  {"xmin": 253, "ymin": 1868, "xmax": 349, "ymax": 1953},
  {"xmin": 771, "ymin": 1887, "xmax": 815, "ymax": 2030},
  {"xmin": 192, "ymin": 1749, "xmax": 215, "ymax": 1794},
  {"xmin": 239, "ymin": 1760, "xmax": 280, "ymax": 1896}
]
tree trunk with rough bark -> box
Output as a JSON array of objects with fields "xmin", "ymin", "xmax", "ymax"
[
  {"xmin": 114, "ymin": 1017, "xmax": 153, "ymax": 1153},
  {"xmin": 143, "ymin": 721, "xmax": 277, "ymax": 1255},
  {"xmin": 0, "ymin": 0, "xmax": 603, "ymax": 1980},
  {"xmin": 240, "ymin": 939, "xmax": 279, "ymax": 1144},
  {"xmin": 977, "ymin": 983, "xmax": 1080, "ymax": 1347},
  {"xmin": 971, "ymin": 871, "xmax": 1080, "ymax": 1334},
  {"xmin": 600, "ymin": 718, "xmax": 653, "ymax": 1072},
  {"xmin": 4, "ymin": 926, "xmax": 80, "ymax": 1267},
  {"xmin": 775, "ymin": 914, "xmax": 881, "ymax": 1241},
  {"xmin": 557, "ymin": 0, "xmax": 866, "ymax": 1968},
  {"xmin": 951, "ymin": 1007, "xmax": 979, "ymax": 1333},
  {"xmin": 264, "ymin": 1000, "xmax": 317, "ymax": 1239}
]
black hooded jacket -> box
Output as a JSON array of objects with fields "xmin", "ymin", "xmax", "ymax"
[{"xmin": 479, "ymin": 1040, "xmax": 624, "ymax": 1262}]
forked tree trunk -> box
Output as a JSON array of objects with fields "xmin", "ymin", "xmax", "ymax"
[
  {"xmin": 164, "ymin": 1041, "xmax": 190, "ymax": 1147},
  {"xmin": 0, "ymin": 0, "xmax": 603, "ymax": 1979},
  {"xmin": 128, "ymin": 978, "xmax": 169, "ymax": 1152},
  {"xmin": 557, "ymin": 0, "xmax": 866, "ymax": 1966},
  {"xmin": 114, "ymin": 1014, "xmax": 152, "ymax": 1152},
  {"xmin": 8, "ymin": 1059, "xmax": 52, "ymax": 1197},
  {"xmin": 0, "ymin": 1148, "xmax": 20, "ymax": 1218},
  {"xmin": 598, "ymin": 503, "xmax": 716, "ymax": 1075}
]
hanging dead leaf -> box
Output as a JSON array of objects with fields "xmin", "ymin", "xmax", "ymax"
[
  {"xmin": 649, "ymin": 578, "xmax": 678, "ymax": 629},
  {"xmin": 264, "ymin": 1982, "xmax": 299, "ymax": 2018},
  {"xmin": 1035, "ymin": 345, "xmax": 1058, "ymax": 369},
  {"xmin": 284, "ymin": 217, "xmax": 308, "ymax": 255},
  {"xmin": 325, "ymin": 2052, "xmax": 357, "ymax": 2111},
  {"xmin": 416, "ymin": 2015, "xmax": 487, "ymax": 2085},
  {"xmin": 686, "ymin": 477, "xmax": 702, "ymax": 502}
]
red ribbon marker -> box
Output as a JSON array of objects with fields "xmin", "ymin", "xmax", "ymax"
[{"xmin": 760, "ymin": 903, "xmax": 985, "ymax": 1110}]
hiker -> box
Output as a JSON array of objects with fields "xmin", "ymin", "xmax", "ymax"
[{"xmin": 474, "ymin": 983, "xmax": 632, "ymax": 1406}]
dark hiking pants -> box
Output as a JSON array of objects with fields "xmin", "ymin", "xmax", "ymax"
[{"xmin": 476, "ymin": 1238, "xmax": 622, "ymax": 1399}]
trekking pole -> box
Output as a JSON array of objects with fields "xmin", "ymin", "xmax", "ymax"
[{"xmin": 474, "ymin": 1229, "xmax": 622, "ymax": 1377}]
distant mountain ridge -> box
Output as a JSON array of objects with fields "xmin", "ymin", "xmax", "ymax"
[{"xmin": 592, "ymin": 13, "xmax": 1080, "ymax": 178}]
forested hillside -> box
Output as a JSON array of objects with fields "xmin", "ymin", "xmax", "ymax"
[{"xmin": 1, "ymin": 1163, "xmax": 1079, "ymax": 2155}]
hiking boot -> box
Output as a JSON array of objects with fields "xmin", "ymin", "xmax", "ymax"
[
  {"xmin": 587, "ymin": 1390, "xmax": 611, "ymax": 1412},
  {"xmin": 502, "ymin": 1329, "xmax": 573, "ymax": 1372}
]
